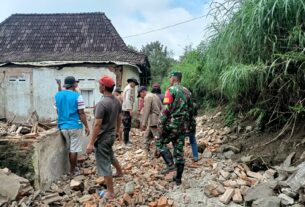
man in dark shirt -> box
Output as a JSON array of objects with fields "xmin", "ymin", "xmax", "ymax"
[{"xmin": 86, "ymin": 76, "xmax": 123, "ymax": 200}]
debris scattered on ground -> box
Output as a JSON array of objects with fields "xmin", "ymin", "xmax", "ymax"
[{"xmin": 1, "ymin": 111, "xmax": 305, "ymax": 206}]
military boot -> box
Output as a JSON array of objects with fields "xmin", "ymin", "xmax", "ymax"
[
  {"xmin": 173, "ymin": 163, "xmax": 184, "ymax": 185},
  {"xmin": 160, "ymin": 149, "xmax": 175, "ymax": 174}
]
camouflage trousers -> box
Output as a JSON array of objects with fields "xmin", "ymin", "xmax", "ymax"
[{"xmin": 155, "ymin": 128, "xmax": 185, "ymax": 164}]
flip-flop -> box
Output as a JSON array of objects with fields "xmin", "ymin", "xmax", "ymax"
[{"xmin": 98, "ymin": 190, "xmax": 115, "ymax": 202}]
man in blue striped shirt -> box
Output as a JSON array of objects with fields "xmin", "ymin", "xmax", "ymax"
[{"xmin": 55, "ymin": 76, "xmax": 90, "ymax": 175}]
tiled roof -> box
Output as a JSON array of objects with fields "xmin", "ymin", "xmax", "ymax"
[{"xmin": 0, "ymin": 13, "xmax": 148, "ymax": 66}]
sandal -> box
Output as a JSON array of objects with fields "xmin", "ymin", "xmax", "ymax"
[{"xmin": 98, "ymin": 190, "xmax": 115, "ymax": 202}]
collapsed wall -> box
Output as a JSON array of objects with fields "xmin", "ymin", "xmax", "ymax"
[{"xmin": 0, "ymin": 127, "xmax": 69, "ymax": 190}]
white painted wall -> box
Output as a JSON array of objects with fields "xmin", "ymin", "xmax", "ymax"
[
  {"xmin": 33, "ymin": 66, "xmax": 116, "ymax": 121},
  {"xmin": 0, "ymin": 65, "xmax": 121, "ymax": 122},
  {"xmin": 0, "ymin": 68, "xmax": 33, "ymax": 121}
]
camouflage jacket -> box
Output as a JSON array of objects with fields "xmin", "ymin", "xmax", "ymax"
[{"xmin": 159, "ymin": 83, "xmax": 189, "ymax": 132}]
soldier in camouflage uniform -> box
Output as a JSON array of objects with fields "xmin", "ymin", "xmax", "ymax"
[{"xmin": 156, "ymin": 71, "xmax": 192, "ymax": 185}]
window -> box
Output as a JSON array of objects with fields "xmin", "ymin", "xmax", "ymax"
[{"xmin": 9, "ymin": 76, "xmax": 18, "ymax": 81}]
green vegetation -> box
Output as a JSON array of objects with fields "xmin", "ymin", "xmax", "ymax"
[
  {"xmin": 173, "ymin": 0, "xmax": 305, "ymax": 129},
  {"xmin": 140, "ymin": 41, "xmax": 176, "ymax": 85}
]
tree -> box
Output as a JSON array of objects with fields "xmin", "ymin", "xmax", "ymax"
[{"xmin": 140, "ymin": 41, "xmax": 176, "ymax": 84}]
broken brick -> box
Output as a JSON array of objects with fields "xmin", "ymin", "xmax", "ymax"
[
  {"xmin": 148, "ymin": 201, "xmax": 158, "ymax": 207},
  {"xmin": 232, "ymin": 189, "xmax": 243, "ymax": 203},
  {"xmin": 157, "ymin": 196, "xmax": 168, "ymax": 207},
  {"xmin": 219, "ymin": 188, "xmax": 234, "ymax": 204}
]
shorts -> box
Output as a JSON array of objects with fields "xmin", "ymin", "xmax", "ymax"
[
  {"xmin": 61, "ymin": 129, "xmax": 82, "ymax": 153},
  {"xmin": 95, "ymin": 132, "xmax": 117, "ymax": 176}
]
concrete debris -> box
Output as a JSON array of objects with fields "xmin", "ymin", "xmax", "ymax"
[
  {"xmin": 278, "ymin": 193, "xmax": 294, "ymax": 205},
  {"xmin": 0, "ymin": 170, "xmax": 33, "ymax": 200},
  {"xmin": 252, "ymin": 196, "xmax": 280, "ymax": 207},
  {"xmin": 244, "ymin": 183, "xmax": 275, "ymax": 202},
  {"xmin": 2, "ymin": 113, "xmax": 305, "ymax": 206}
]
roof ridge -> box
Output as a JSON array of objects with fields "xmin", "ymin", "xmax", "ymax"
[{"xmin": 11, "ymin": 12, "xmax": 105, "ymax": 16}]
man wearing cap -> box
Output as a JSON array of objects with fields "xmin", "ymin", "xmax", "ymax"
[
  {"xmin": 86, "ymin": 76, "xmax": 123, "ymax": 200},
  {"xmin": 122, "ymin": 77, "xmax": 139, "ymax": 146},
  {"xmin": 55, "ymin": 76, "xmax": 90, "ymax": 176},
  {"xmin": 138, "ymin": 86, "xmax": 162, "ymax": 158},
  {"xmin": 156, "ymin": 71, "xmax": 191, "ymax": 185}
]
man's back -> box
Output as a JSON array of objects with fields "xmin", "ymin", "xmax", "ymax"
[
  {"xmin": 95, "ymin": 96, "xmax": 121, "ymax": 137},
  {"xmin": 122, "ymin": 84, "xmax": 135, "ymax": 111},
  {"xmin": 55, "ymin": 90, "xmax": 84, "ymax": 129},
  {"xmin": 164, "ymin": 84, "xmax": 188, "ymax": 118}
]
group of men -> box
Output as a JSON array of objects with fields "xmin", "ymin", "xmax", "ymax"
[{"xmin": 54, "ymin": 71, "xmax": 199, "ymax": 201}]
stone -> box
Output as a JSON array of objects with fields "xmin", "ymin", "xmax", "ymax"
[
  {"xmin": 236, "ymin": 179, "xmax": 248, "ymax": 186},
  {"xmin": 219, "ymin": 188, "xmax": 234, "ymax": 204},
  {"xmin": 0, "ymin": 195, "xmax": 8, "ymax": 207},
  {"xmin": 245, "ymin": 126, "xmax": 253, "ymax": 133},
  {"xmin": 70, "ymin": 179, "xmax": 83, "ymax": 191},
  {"xmin": 82, "ymin": 168, "xmax": 92, "ymax": 175},
  {"xmin": 224, "ymin": 151, "xmax": 235, "ymax": 159},
  {"xmin": 245, "ymin": 183, "xmax": 275, "ymax": 202},
  {"xmin": 232, "ymin": 189, "xmax": 243, "ymax": 203},
  {"xmin": 125, "ymin": 181, "xmax": 135, "ymax": 195},
  {"xmin": 241, "ymin": 155, "xmax": 252, "ymax": 163},
  {"xmin": 167, "ymin": 199, "xmax": 174, "ymax": 206},
  {"xmin": 219, "ymin": 170, "xmax": 230, "ymax": 179},
  {"xmin": 219, "ymin": 144, "xmax": 240, "ymax": 153},
  {"xmin": 223, "ymin": 180, "xmax": 239, "ymax": 188},
  {"xmin": 252, "ymin": 196, "xmax": 281, "ymax": 207},
  {"xmin": 41, "ymin": 193, "xmax": 62, "ymax": 204},
  {"xmin": 203, "ymin": 151, "xmax": 212, "ymax": 158},
  {"xmin": 79, "ymin": 195, "xmax": 92, "ymax": 204},
  {"xmin": 157, "ymin": 196, "xmax": 167, "ymax": 207},
  {"xmin": 246, "ymin": 171, "xmax": 263, "ymax": 180},
  {"xmin": 135, "ymin": 149, "xmax": 143, "ymax": 154},
  {"xmin": 278, "ymin": 193, "xmax": 294, "ymax": 205},
  {"xmin": 123, "ymin": 193, "xmax": 132, "ymax": 205},
  {"xmin": 148, "ymin": 201, "xmax": 158, "ymax": 207},
  {"xmin": 8, "ymin": 124, "xmax": 17, "ymax": 133},
  {"xmin": 95, "ymin": 177, "xmax": 105, "ymax": 185},
  {"xmin": 222, "ymin": 127, "xmax": 232, "ymax": 135},
  {"xmin": 216, "ymin": 184, "xmax": 226, "ymax": 194},
  {"xmin": 240, "ymin": 186, "xmax": 250, "ymax": 196},
  {"xmin": 0, "ymin": 170, "xmax": 29, "ymax": 200},
  {"xmin": 204, "ymin": 184, "xmax": 220, "ymax": 198},
  {"xmin": 281, "ymin": 187, "xmax": 298, "ymax": 198}
]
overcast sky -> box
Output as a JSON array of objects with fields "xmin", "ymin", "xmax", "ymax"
[{"xmin": 0, "ymin": 0, "xmax": 213, "ymax": 59}]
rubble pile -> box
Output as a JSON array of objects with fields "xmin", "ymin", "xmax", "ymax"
[
  {"xmin": 2, "ymin": 111, "xmax": 305, "ymax": 206},
  {"xmin": 0, "ymin": 111, "xmax": 56, "ymax": 139},
  {"xmin": 0, "ymin": 121, "xmax": 55, "ymax": 139}
]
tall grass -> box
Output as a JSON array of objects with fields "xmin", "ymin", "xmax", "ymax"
[{"xmin": 194, "ymin": 0, "xmax": 305, "ymax": 127}]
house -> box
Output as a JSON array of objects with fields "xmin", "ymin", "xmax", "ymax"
[{"xmin": 0, "ymin": 13, "xmax": 150, "ymax": 121}]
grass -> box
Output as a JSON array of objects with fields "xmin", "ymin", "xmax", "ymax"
[{"xmin": 187, "ymin": 0, "xmax": 305, "ymax": 128}]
